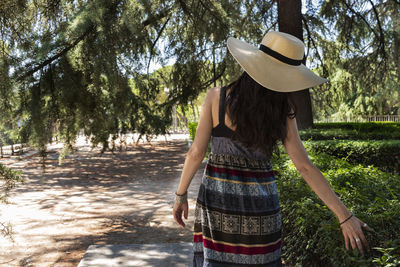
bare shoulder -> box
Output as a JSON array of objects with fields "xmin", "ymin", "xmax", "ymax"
[
  {"xmin": 204, "ymin": 86, "xmax": 221, "ymax": 106},
  {"xmin": 207, "ymin": 86, "xmax": 220, "ymax": 98}
]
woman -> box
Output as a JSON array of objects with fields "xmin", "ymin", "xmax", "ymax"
[{"xmin": 173, "ymin": 31, "xmax": 371, "ymax": 266}]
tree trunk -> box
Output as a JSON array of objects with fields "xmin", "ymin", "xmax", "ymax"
[
  {"xmin": 172, "ymin": 105, "xmax": 177, "ymax": 132},
  {"xmin": 277, "ymin": 0, "xmax": 314, "ymax": 130},
  {"xmin": 391, "ymin": 0, "xmax": 400, "ymax": 78},
  {"xmin": 191, "ymin": 101, "xmax": 197, "ymax": 122},
  {"xmin": 180, "ymin": 105, "xmax": 188, "ymax": 129}
]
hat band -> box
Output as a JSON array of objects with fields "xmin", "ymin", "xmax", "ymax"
[{"xmin": 259, "ymin": 44, "xmax": 302, "ymax": 66}]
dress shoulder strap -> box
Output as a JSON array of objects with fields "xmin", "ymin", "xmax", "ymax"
[
  {"xmin": 218, "ymin": 86, "xmax": 227, "ymax": 127},
  {"xmin": 211, "ymin": 86, "xmax": 234, "ymax": 138}
]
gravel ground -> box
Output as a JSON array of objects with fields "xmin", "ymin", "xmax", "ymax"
[{"xmin": 0, "ymin": 136, "xmax": 203, "ymax": 267}]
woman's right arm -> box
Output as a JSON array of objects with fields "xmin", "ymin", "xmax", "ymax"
[
  {"xmin": 173, "ymin": 87, "xmax": 216, "ymax": 228},
  {"xmin": 175, "ymin": 87, "xmax": 216, "ymax": 195}
]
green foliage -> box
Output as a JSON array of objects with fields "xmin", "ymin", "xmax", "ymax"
[
  {"xmin": 308, "ymin": 0, "xmax": 400, "ymax": 120},
  {"xmin": 313, "ymin": 122, "xmax": 400, "ymax": 131},
  {"xmin": 0, "ymin": 163, "xmax": 24, "ymax": 240},
  {"xmin": 271, "ymin": 148, "xmax": 400, "ymax": 267},
  {"xmin": 188, "ymin": 122, "xmax": 198, "ymax": 141},
  {"xmin": 0, "ymin": 164, "xmax": 24, "ymax": 204},
  {"xmin": 1, "ymin": 0, "xmax": 398, "ymax": 160},
  {"xmin": 299, "ymin": 128, "xmax": 400, "ymax": 140},
  {"xmin": 372, "ymin": 240, "xmax": 400, "ymax": 267},
  {"xmin": 304, "ymin": 139, "xmax": 400, "ymax": 174}
]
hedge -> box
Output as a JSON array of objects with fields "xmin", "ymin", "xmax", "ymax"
[
  {"xmin": 299, "ymin": 128, "xmax": 400, "ymax": 140},
  {"xmin": 303, "ymin": 140, "xmax": 400, "ymax": 174},
  {"xmin": 271, "ymin": 148, "xmax": 400, "ymax": 267},
  {"xmin": 189, "ymin": 122, "xmax": 400, "ymax": 141},
  {"xmin": 312, "ymin": 122, "xmax": 400, "ymax": 131}
]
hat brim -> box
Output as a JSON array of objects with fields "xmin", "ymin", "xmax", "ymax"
[{"xmin": 227, "ymin": 37, "xmax": 329, "ymax": 92}]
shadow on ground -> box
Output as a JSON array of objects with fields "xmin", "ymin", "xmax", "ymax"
[{"xmin": 1, "ymin": 140, "xmax": 204, "ymax": 267}]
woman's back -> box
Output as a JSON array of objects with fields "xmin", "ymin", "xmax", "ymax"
[{"xmin": 210, "ymin": 86, "xmax": 272, "ymax": 161}]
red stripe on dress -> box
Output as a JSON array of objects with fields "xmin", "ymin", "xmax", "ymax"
[
  {"xmin": 207, "ymin": 165, "xmax": 275, "ymax": 178},
  {"xmin": 193, "ymin": 233, "xmax": 203, "ymax": 243},
  {"xmin": 203, "ymin": 238, "xmax": 281, "ymax": 255},
  {"xmin": 193, "ymin": 234, "xmax": 281, "ymax": 255}
]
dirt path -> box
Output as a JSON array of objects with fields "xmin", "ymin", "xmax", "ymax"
[{"xmin": 0, "ymin": 139, "xmax": 203, "ymax": 267}]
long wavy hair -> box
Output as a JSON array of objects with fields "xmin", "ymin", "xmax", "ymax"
[{"xmin": 225, "ymin": 71, "xmax": 297, "ymax": 158}]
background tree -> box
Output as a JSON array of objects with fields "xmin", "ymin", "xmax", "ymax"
[
  {"xmin": 0, "ymin": 0, "xmax": 398, "ymax": 157},
  {"xmin": 277, "ymin": 0, "xmax": 315, "ymax": 129},
  {"xmin": 304, "ymin": 0, "xmax": 399, "ymax": 120}
]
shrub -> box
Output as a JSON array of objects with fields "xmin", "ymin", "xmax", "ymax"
[
  {"xmin": 0, "ymin": 163, "xmax": 23, "ymax": 204},
  {"xmin": 313, "ymin": 122, "xmax": 400, "ymax": 131},
  {"xmin": 188, "ymin": 122, "xmax": 198, "ymax": 141},
  {"xmin": 1, "ymin": 163, "xmax": 24, "ymax": 241},
  {"xmin": 299, "ymin": 127, "xmax": 400, "ymax": 140},
  {"xmin": 272, "ymin": 148, "xmax": 400, "ymax": 267},
  {"xmin": 300, "ymin": 122, "xmax": 400, "ymax": 140},
  {"xmin": 303, "ymin": 140, "xmax": 400, "ymax": 174}
]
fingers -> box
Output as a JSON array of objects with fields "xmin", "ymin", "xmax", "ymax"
[
  {"xmin": 362, "ymin": 223, "xmax": 375, "ymax": 232},
  {"xmin": 344, "ymin": 234, "xmax": 350, "ymax": 250},
  {"xmin": 173, "ymin": 208, "xmax": 185, "ymax": 228},
  {"xmin": 359, "ymin": 230, "xmax": 370, "ymax": 252},
  {"xmin": 342, "ymin": 218, "xmax": 371, "ymax": 256},
  {"xmin": 184, "ymin": 204, "xmax": 188, "ymax": 219},
  {"xmin": 349, "ymin": 234, "xmax": 357, "ymax": 253},
  {"xmin": 354, "ymin": 235, "xmax": 364, "ymax": 255},
  {"xmin": 358, "ymin": 221, "xmax": 371, "ymax": 252},
  {"xmin": 173, "ymin": 203, "xmax": 187, "ymax": 228}
]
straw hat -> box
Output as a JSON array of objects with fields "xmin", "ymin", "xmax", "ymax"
[{"xmin": 227, "ymin": 31, "xmax": 329, "ymax": 92}]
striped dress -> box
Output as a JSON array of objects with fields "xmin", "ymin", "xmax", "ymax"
[{"xmin": 192, "ymin": 86, "xmax": 282, "ymax": 267}]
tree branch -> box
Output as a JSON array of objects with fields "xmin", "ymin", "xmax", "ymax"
[
  {"xmin": 368, "ymin": 0, "xmax": 386, "ymax": 57},
  {"xmin": 146, "ymin": 16, "xmax": 171, "ymax": 74},
  {"xmin": 177, "ymin": 0, "xmax": 194, "ymax": 21},
  {"xmin": 198, "ymin": 0, "xmax": 226, "ymax": 26},
  {"xmin": 16, "ymin": 25, "xmax": 95, "ymax": 82},
  {"xmin": 142, "ymin": 6, "xmax": 174, "ymax": 27},
  {"xmin": 15, "ymin": 5, "xmax": 174, "ymax": 82},
  {"xmin": 343, "ymin": 1, "xmax": 379, "ymax": 41},
  {"xmin": 200, "ymin": 62, "xmax": 226, "ymax": 90},
  {"xmin": 240, "ymin": 0, "xmax": 258, "ymax": 26},
  {"xmin": 302, "ymin": 15, "xmax": 328, "ymax": 76}
]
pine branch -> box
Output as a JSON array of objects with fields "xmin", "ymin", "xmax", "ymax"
[
  {"xmin": 198, "ymin": 0, "xmax": 225, "ymax": 26},
  {"xmin": 15, "ymin": 5, "xmax": 174, "ymax": 82},
  {"xmin": 146, "ymin": 16, "xmax": 171, "ymax": 74},
  {"xmin": 343, "ymin": 1, "xmax": 379, "ymax": 41},
  {"xmin": 302, "ymin": 15, "xmax": 328, "ymax": 76},
  {"xmin": 142, "ymin": 6, "xmax": 174, "ymax": 27},
  {"xmin": 200, "ymin": 62, "xmax": 226, "ymax": 90},
  {"xmin": 240, "ymin": 0, "xmax": 258, "ymax": 26},
  {"xmin": 16, "ymin": 25, "xmax": 95, "ymax": 82},
  {"xmin": 368, "ymin": 0, "xmax": 386, "ymax": 57},
  {"xmin": 177, "ymin": 0, "xmax": 194, "ymax": 20}
]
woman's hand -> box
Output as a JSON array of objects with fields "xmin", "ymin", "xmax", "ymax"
[
  {"xmin": 340, "ymin": 215, "xmax": 373, "ymax": 256},
  {"xmin": 173, "ymin": 201, "xmax": 188, "ymax": 228}
]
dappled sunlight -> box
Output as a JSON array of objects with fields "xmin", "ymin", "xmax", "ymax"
[
  {"xmin": 0, "ymin": 140, "xmax": 203, "ymax": 266},
  {"xmin": 78, "ymin": 243, "xmax": 193, "ymax": 267}
]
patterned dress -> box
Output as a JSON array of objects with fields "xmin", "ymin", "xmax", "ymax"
[{"xmin": 192, "ymin": 86, "xmax": 283, "ymax": 267}]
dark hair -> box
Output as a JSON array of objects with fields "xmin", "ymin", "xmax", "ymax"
[{"xmin": 225, "ymin": 71, "xmax": 296, "ymax": 158}]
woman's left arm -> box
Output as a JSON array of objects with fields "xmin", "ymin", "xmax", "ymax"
[
  {"xmin": 173, "ymin": 87, "xmax": 215, "ymax": 228},
  {"xmin": 283, "ymin": 115, "xmax": 372, "ymax": 255}
]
